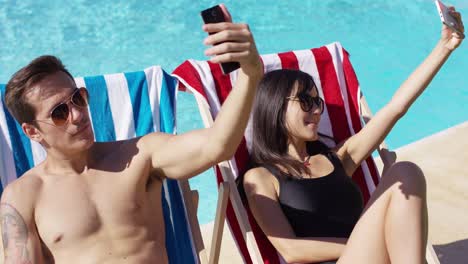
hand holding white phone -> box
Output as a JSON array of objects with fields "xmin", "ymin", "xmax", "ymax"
[{"xmin": 435, "ymin": 0, "xmax": 463, "ymax": 34}]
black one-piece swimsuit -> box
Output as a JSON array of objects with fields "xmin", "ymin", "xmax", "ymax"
[{"xmin": 265, "ymin": 151, "xmax": 364, "ymax": 264}]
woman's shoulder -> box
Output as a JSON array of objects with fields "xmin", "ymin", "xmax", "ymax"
[
  {"xmin": 245, "ymin": 166, "xmax": 273, "ymax": 180},
  {"xmin": 244, "ymin": 166, "xmax": 280, "ymax": 186},
  {"xmin": 243, "ymin": 166, "xmax": 280, "ymax": 197}
]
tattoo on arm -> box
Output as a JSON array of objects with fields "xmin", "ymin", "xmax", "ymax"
[{"xmin": 1, "ymin": 203, "xmax": 32, "ymax": 263}]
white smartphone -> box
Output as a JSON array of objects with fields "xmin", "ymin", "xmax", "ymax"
[{"xmin": 434, "ymin": 0, "xmax": 462, "ymax": 33}]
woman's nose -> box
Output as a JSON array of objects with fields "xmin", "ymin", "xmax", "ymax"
[{"xmin": 311, "ymin": 105, "xmax": 322, "ymax": 115}]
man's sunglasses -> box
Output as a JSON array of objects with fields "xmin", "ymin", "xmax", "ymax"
[
  {"xmin": 286, "ymin": 93, "xmax": 324, "ymax": 114},
  {"xmin": 34, "ymin": 87, "xmax": 89, "ymax": 126}
]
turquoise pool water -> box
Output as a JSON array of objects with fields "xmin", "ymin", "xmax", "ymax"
[{"xmin": 1, "ymin": 0, "xmax": 467, "ymax": 224}]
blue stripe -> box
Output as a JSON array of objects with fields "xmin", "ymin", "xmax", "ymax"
[
  {"xmin": 0, "ymin": 85, "xmax": 34, "ymax": 180},
  {"xmin": 164, "ymin": 180, "xmax": 196, "ymax": 264},
  {"xmin": 83, "ymin": 76, "xmax": 116, "ymax": 142},
  {"xmin": 159, "ymin": 71, "xmax": 176, "ymax": 134},
  {"xmin": 124, "ymin": 71, "xmax": 154, "ymax": 137},
  {"xmin": 162, "ymin": 192, "xmax": 177, "ymax": 262},
  {"xmin": 158, "ymin": 71, "xmax": 194, "ymax": 263}
]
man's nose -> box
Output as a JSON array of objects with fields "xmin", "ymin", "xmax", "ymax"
[{"xmin": 69, "ymin": 103, "xmax": 84, "ymax": 124}]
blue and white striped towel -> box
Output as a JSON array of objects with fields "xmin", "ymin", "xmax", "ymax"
[{"xmin": 0, "ymin": 66, "xmax": 197, "ymax": 264}]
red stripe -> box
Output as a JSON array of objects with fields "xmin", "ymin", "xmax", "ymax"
[
  {"xmin": 342, "ymin": 50, "xmax": 380, "ymax": 185},
  {"xmin": 177, "ymin": 82, "xmax": 187, "ymax": 92},
  {"xmin": 172, "ymin": 61, "xmax": 207, "ymax": 98},
  {"xmin": 350, "ymin": 160, "xmax": 371, "ymax": 201},
  {"xmin": 342, "ymin": 49, "xmax": 381, "ymax": 201},
  {"xmin": 278, "ymin": 51, "xmax": 299, "ymax": 70},
  {"xmin": 217, "ymin": 167, "xmax": 281, "ymax": 264},
  {"xmin": 341, "ymin": 49, "xmax": 361, "ymax": 130},
  {"xmin": 223, "ymin": 142, "xmax": 282, "ymax": 262},
  {"xmin": 233, "ymin": 138, "xmax": 250, "ymax": 177},
  {"xmin": 212, "ymin": 57, "xmax": 281, "ymax": 263},
  {"xmin": 208, "ymin": 62, "xmax": 232, "ymax": 104},
  {"xmin": 208, "ymin": 58, "xmax": 281, "ymax": 261},
  {"xmin": 241, "ymin": 53, "xmax": 294, "ymax": 263},
  {"xmin": 176, "ymin": 59, "xmax": 281, "ymax": 262},
  {"xmin": 311, "ymin": 47, "xmax": 371, "ymax": 201},
  {"xmin": 312, "ymin": 47, "xmax": 350, "ymax": 143},
  {"xmin": 365, "ymin": 157, "xmax": 380, "ymax": 188},
  {"xmin": 212, "ymin": 63, "xmax": 260, "ymax": 261},
  {"xmin": 235, "ymin": 139, "xmax": 281, "ymax": 263},
  {"xmin": 215, "ymin": 167, "xmax": 254, "ymax": 264},
  {"xmin": 246, "ymin": 202, "xmax": 281, "ymax": 264},
  {"xmin": 340, "ymin": 49, "xmax": 372, "ymax": 201},
  {"xmin": 209, "ymin": 63, "xmax": 261, "ymax": 262}
]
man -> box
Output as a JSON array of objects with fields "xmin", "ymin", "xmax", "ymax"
[{"xmin": 0, "ymin": 5, "xmax": 263, "ymax": 264}]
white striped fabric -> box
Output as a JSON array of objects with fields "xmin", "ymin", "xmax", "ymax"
[
  {"xmin": 103, "ymin": 73, "xmax": 136, "ymax": 140},
  {"xmin": 0, "ymin": 96, "xmax": 15, "ymax": 187},
  {"xmin": 173, "ymin": 42, "xmax": 380, "ymax": 190}
]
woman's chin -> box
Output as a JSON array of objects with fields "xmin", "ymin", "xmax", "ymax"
[{"xmin": 305, "ymin": 133, "xmax": 319, "ymax": 141}]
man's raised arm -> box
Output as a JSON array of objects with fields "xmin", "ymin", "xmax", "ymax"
[{"xmin": 138, "ymin": 5, "xmax": 263, "ymax": 180}]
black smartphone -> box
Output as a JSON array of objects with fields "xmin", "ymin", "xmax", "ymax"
[{"xmin": 201, "ymin": 5, "xmax": 241, "ymax": 75}]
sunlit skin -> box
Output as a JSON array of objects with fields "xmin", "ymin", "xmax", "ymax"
[
  {"xmin": 285, "ymin": 85, "xmax": 322, "ymax": 159},
  {"xmin": 25, "ymin": 74, "xmax": 95, "ymax": 157},
  {"xmin": 1, "ymin": 4, "xmax": 264, "ymax": 264},
  {"xmin": 1, "ymin": 204, "xmax": 31, "ymax": 264}
]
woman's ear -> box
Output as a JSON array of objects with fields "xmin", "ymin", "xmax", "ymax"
[{"xmin": 22, "ymin": 122, "xmax": 43, "ymax": 143}]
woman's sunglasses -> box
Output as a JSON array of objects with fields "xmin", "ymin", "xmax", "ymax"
[
  {"xmin": 34, "ymin": 87, "xmax": 89, "ymax": 126},
  {"xmin": 286, "ymin": 93, "xmax": 324, "ymax": 114}
]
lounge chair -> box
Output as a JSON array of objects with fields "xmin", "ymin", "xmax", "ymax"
[
  {"xmin": 0, "ymin": 66, "xmax": 210, "ymax": 264},
  {"xmin": 172, "ymin": 42, "xmax": 440, "ymax": 264}
]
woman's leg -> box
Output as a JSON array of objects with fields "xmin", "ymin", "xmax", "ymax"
[{"xmin": 337, "ymin": 161, "xmax": 428, "ymax": 264}]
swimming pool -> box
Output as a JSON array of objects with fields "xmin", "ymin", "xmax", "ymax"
[{"xmin": 1, "ymin": 0, "xmax": 467, "ymax": 224}]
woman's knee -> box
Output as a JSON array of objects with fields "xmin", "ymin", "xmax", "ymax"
[{"xmin": 383, "ymin": 161, "xmax": 426, "ymax": 197}]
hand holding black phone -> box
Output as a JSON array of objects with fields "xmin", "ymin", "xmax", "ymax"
[{"xmin": 201, "ymin": 5, "xmax": 241, "ymax": 75}]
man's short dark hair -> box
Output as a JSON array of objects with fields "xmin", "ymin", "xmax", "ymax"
[{"xmin": 5, "ymin": 55, "xmax": 74, "ymax": 124}]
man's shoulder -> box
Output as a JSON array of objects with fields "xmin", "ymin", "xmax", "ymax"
[
  {"xmin": 139, "ymin": 131, "xmax": 172, "ymax": 143},
  {"xmin": 91, "ymin": 133, "xmax": 171, "ymax": 167},
  {"xmin": 93, "ymin": 132, "xmax": 170, "ymax": 151},
  {"xmin": 136, "ymin": 132, "xmax": 173, "ymax": 151},
  {"xmin": 1, "ymin": 170, "xmax": 43, "ymax": 207}
]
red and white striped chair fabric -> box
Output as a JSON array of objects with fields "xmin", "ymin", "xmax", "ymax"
[{"xmin": 173, "ymin": 42, "xmax": 381, "ymax": 264}]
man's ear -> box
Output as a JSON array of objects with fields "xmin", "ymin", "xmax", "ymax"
[{"xmin": 22, "ymin": 122, "xmax": 43, "ymax": 143}]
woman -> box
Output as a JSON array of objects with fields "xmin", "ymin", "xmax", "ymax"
[{"xmin": 241, "ymin": 8, "xmax": 464, "ymax": 264}]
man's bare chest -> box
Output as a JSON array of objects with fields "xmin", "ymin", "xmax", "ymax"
[{"xmin": 33, "ymin": 165, "xmax": 162, "ymax": 249}]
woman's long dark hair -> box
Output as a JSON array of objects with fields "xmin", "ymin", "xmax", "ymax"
[
  {"xmin": 237, "ymin": 69, "xmax": 336, "ymax": 201},
  {"xmin": 250, "ymin": 69, "xmax": 335, "ymax": 178}
]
